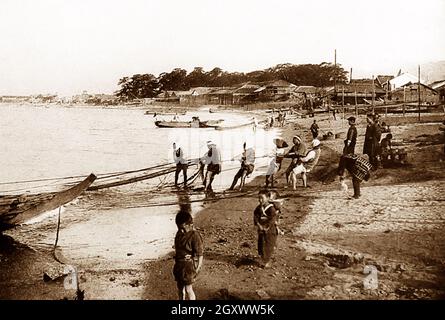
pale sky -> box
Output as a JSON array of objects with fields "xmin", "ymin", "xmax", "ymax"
[{"xmin": 0, "ymin": 0, "xmax": 444, "ymax": 96}]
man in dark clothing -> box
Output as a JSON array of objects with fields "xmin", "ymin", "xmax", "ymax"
[
  {"xmin": 310, "ymin": 120, "xmax": 319, "ymax": 139},
  {"xmin": 338, "ymin": 154, "xmax": 372, "ymax": 199},
  {"xmin": 363, "ymin": 114, "xmax": 379, "ymax": 168},
  {"xmin": 343, "ymin": 116, "xmax": 357, "ymax": 155}
]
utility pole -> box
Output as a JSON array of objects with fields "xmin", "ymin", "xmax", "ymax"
[
  {"xmin": 403, "ymin": 86, "xmax": 406, "ymax": 117},
  {"xmin": 418, "ymin": 65, "xmax": 421, "ymax": 121},
  {"xmin": 372, "ymin": 75, "xmax": 375, "ymax": 113},
  {"xmin": 334, "ymin": 49, "xmax": 337, "ymax": 105}
]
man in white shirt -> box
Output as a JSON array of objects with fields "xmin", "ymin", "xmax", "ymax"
[
  {"xmin": 173, "ymin": 142, "xmax": 188, "ymax": 188},
  {"xmin": 200, "ymin": 141, "xmax": 222, "ymax": 193}
]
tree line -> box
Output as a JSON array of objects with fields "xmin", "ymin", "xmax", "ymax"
[{"xmin": 116, "ymin": 62, "xmax": 348, "ymax": 100}]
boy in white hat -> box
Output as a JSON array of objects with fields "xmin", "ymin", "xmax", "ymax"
[{"xmin": 290, "ymin": 139, "xmax": 321, "ymax": 189}]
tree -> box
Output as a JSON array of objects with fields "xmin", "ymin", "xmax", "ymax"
[
  {"xmin": 158, "ymin": 68, "xmax": 188, "ymax": 91},
  {"xmin": 115, "ymin": 73, "xmax": 159, "ymax": 100}
]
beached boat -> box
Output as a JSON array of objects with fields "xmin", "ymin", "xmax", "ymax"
[{"xmin": 0, "ymin": 173, "xmax": 96, "ymax": 231}]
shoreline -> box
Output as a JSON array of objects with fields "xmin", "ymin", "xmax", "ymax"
[
  {"xmin": 1, "ymin": 109, "xmax": 445, "ymax": 299},
  {"xmin": 141, "ymin": 111, "xmax": 445, "ymax": 300}
]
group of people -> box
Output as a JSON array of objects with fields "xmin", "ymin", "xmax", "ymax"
[
  {"xmin": 173, "ymin": 112, "xmax": 400, "ymax": 299},
  {"xmin": 268, "ymin": 109, "xmax": 287, "ymax": 128},
  {"xmin": 265, "ymin": 134, "xmax": 322, "ymax": 190},
  {"xmin": 338, "ymin": 113, "xmax": 398, "ymax": 199},
  {"xmin": 173, "ymin": 140, "xmax": 254, "ymax": 193}
]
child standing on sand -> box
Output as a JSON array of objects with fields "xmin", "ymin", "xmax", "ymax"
[
  {"xmin": 173, "ymin": 210, "xmax": 204, "ymax": 300},
  {"xmin": 254, "ymin": 190, "xmax": 278, "ymax": 268}
]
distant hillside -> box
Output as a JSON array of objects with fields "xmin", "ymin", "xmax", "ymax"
[{"xmin": 405, "ymin": 60, "xmax": 445, "ymax": 84}]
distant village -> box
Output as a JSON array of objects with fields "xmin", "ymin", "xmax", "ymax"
[{"xmin": 2, "ymin": 71, "xmax": 444, "ymax": 109}]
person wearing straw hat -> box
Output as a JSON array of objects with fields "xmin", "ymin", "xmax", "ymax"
[
  {"xmin": 173, "ymin": 142, "xmax": 188, "ymax": 188},
  {"xmin": 284, "ymin": 135, "xmax": 307, "ymax": 185},
  {"xmin": 200, "ymin": 140, "xmax": 222, "ymax": 193},
  {"xmin": 290, "ymin": 139, "xmax": 321, "ymax": 189},
  {"xmin": 343, "ymin": 116, "xmax": 357, "ymax": 155}
]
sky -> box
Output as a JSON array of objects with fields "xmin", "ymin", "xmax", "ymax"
[{"xmin": 0, "ymin": 0, "xmax": 444, "ymax": 96}]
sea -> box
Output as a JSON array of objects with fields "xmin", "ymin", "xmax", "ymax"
[{"xmin": 0, "ymin": 104, "xmax": 278, "ymax": 267}]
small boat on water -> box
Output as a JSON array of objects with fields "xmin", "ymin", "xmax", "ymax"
[
  {"xmin": 0, "ymin": 173, "xmax": 96, "ymax": 231},
  {"xmin": 145, "ymin": 110, "xmax": 187, "ymax": 116},
  {"xmin": 155, "ymin": 117, "xmax": 224, "ymax": 128},
  {"xmin": 214, "ymin": 120, "xmax": 257, "ymax": 131}
]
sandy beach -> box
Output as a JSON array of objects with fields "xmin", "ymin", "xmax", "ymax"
[{"xmin": 1, "ymin": 107, "xmax": 444, "ymax": 300}]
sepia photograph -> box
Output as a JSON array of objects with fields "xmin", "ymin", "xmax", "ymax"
[{"xmin": 0, "ymin": 0, "xmax": 444, "ymax": 307}]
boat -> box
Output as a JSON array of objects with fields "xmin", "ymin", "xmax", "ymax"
[
  {"xmin": 0, "ymin": 173, "xmax": 97, "ymax": 231},
  {"xmin": 145, "ymin": 110, "xmax": 187, "ymax": 116},
  {"xmin": 154, "ymin": 120, "xmax": 198, "ymax": 128},
  {"xmin": 214, "ymin": 120, "xmax": 256, "ymax": 131},
  {"xmin": 155, "ymin": 118, "xmax": 224, "ymax": 128}
]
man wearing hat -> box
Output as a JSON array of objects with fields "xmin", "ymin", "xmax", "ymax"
[
  {"xmin": 284, "ymin": 135, "xmax": 307, "ymax": 185},
  {"xmin": 343, "ymin": 116, "xmax": 357, "ymax": 155}
]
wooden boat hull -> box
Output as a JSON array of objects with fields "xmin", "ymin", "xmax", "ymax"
[
  {"xmin": 214, "ymin": 121, "xmax": 255, "ymax": 130},
  {"xmin": 155, "ymin": 121, "xmax": 194, "ymax": 128},
  {"xmin": 145, "ymin": 111, "xmax": 186, "ymax": 116},
  {"xmin": 155, "ymin": 120, "xmax": 223, "ymax": 128},
  {"xmin": 0, "ymin": 173, "xmax": 96, "ymax": 231}
]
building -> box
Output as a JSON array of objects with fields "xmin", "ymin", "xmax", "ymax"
[
  {"xmin": 328, "ymin": 79, "xmax": 386, "ymax": 105},
  {"xmin": 179, "ymin": 87, "xmax": 216, "ymax": 105},
  {"xmin": 232, "ymin": 84, "xmax": 261, "ymax": 104},
  {"xmin": 390, "ymin": 83, "xmax": 438, "ymax": 104},
  {"xmin": 430, "ymin": 80, "xmax": 445, "ymax": 104},
  {"xmin": 206, "ymin": 88, "xmax": 235, "ymax": 105},
  {"xmin": 388, "ymin": 73, "xmax": 423, "ymax": 91},
  {"xmin": 375, "ymin": 75, "xmax": 394, "ymax": 91},
  {"xmin": 254, "ymin": 80, "xmax": 296, "ymax": 101}
]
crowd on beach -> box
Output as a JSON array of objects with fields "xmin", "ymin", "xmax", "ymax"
[{"xmin": 168, "ymin": 108, "xmax": 441, "ymax": 300}]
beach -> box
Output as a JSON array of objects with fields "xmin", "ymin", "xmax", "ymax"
[{"xmin": 1, "ymin": 106, "xmax": 445, "ymax": 300}]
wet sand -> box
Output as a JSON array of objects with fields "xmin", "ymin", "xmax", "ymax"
[{"xmin": 1, "ymin": 109, "xmax": 445, "ymax": 300}]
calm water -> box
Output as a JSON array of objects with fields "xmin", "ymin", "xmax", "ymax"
[{"xmin": 0, "ymin": 104, "xmax": 277, "ymax": 266}]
